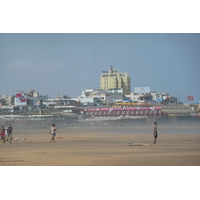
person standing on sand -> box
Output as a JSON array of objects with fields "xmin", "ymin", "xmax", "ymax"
[
  {"xmin": 153, "ymin": 122, "xmax": 158, "ymax": 146},
  {"xmin": 6, "ymin": 126, "xmax": 12, "ymax": 143},
  {"xmin": 7, "ymin": 124, "xmax": 13, "ymax": 141},
  {"xmin": 50, "ymin": 124, "xmax": 57, "ymax": 143},
  {"xmin": 5, "ymin": 126, "xmax": 8, "ymax": 141},
  {"xmin": 1, "ymin": 125, "xmax": 6, "ymax": 143}
]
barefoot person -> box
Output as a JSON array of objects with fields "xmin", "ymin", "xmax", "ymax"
[
  {"xmin": 1, "ymin": 125, "xmax": 6, "ymax": 143},
  {"xmin": 7, "ymin": 124, "xmax": 13, "ymax": 143},
  {"xmin": 153, "ymin": 122, "xmax": 158, "ymax": 146},
  {"xmin": 7, "ymin": 124, "xmax": 13, "ymax": 140},
  {"xmin": 50, "ymin": 124, "xmax": 56, "ymax": 143}
]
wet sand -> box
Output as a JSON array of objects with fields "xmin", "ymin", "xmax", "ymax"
[{"xmin": 1, "ymin": 126, "xmax": 200, "ymax": 166}]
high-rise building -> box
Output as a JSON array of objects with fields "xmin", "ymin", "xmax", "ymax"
[{"xmin": 100, "ymin": 66, "xmax": 131, "ymax": 95}]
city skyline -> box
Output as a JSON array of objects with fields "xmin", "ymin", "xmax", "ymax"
[{"xmin": 0, "ymin": 33, "xmax": 200, "ymax": 103}]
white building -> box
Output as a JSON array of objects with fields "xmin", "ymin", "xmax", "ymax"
[
  {"xmin": 79, "ymin": 89, "xmax": 123, "ymax": 105},
  {"xmin": 1, "ymin": 94, "xmax": 12, "ymax": 105},
  {"xmin": 125, "ymin": 92, "xmax": 175, "ymax": 104},
  {"xmin": 43, "ymin": 98, "xmax": 77, "ymax": 107},
  {"xmin": 125, "ymin": 93, "xmax": 154, "ymax": 103}
]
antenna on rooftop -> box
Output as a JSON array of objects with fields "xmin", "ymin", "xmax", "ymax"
[{"xmin": 110, "ymin": 65, "xmax": 113, "ymax": 72}]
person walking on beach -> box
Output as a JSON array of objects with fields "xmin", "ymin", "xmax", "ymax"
[
  {"xmin": 1, "ymin": 125, "xmax": 6, "ymax": 143},
  {"xmin": 50, "ymin": 124, "xmax": 57, "ymax": 143},
  {"xmin": 5, "ymin": 126, "xmax": 8, "ymax": 141},
  {"xmin": 6, "ymin": 126, "xmax": 12, "ymax": 143},
  {"xmin": 153, "ymin": 122, "xmax": 158, "ymax": 146}
]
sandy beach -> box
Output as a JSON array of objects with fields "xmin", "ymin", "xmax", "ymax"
[{"xmin": 0, "ymin": 126, "xmax": 200, "ymax": 166}]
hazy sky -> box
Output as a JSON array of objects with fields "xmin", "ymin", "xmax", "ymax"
[{"xmin": 0, "ymin": 33, "xmax": 200, "ymax": 102}]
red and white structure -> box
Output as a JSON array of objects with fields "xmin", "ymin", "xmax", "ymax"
[{"xmin": 82, "ymin": 106, "xmax": 163, "ymax": 119}]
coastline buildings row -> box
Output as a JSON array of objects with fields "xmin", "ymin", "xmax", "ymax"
[
  {"xmin": 0, "ymin": 66, "xmax": 199, "ymax": 118},
  {"xmin": 0, "ymin": 88, "xmax": 179, "ymax": 109}
]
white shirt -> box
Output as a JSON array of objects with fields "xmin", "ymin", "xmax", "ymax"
[{"xmin": 5, "ymin": 127, "xmax": 8, "ymax": 136}]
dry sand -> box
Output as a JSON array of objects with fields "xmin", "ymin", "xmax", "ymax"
[{"xmin": 0, "ymin": 126, "xmax": 200, "ymax": 166}]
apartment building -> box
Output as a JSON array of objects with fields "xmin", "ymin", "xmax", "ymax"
[{"xmin": 100, "ymin": 66, "xmax": 131, "ymax": 95}]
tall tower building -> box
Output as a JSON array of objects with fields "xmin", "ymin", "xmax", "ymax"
[{"xmin": 100, "ymin": 66, "xmax": 131, "ymax": 95}]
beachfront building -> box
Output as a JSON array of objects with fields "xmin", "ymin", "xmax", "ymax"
[
  {"xmin": 14, "ymin": 90, "xmax": 47, "ymax": 109},
  {"xmin": 125, "ymin": 93, "xmax": 154, "ymax": 103},
  {"xmin": 151, "ymin": 92, "xmax": 178, "ymax": 104},
  {"xmin": 78, "ymin": 88, "xmax": 123, "ymax": 105},
  {"xmin": 100, "ymin": 66, "xmax": 131, "ymax": 95},
  {"xmin": 125, "ymin": 91, "xmax": 178, "ymax": 104},
  {"xmin": 0, "ymin": 94, "xmax": 12, "ymax": 105},
  {"xmin": 43, "ymin": 98, "xmax": 77, "ymax": 107}
]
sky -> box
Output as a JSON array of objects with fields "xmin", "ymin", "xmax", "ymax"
[{"xmin": 0, "ymin": 33, "xmax": 200, "ymax": 102}]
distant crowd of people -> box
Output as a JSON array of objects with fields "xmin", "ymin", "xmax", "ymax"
[
  {"xmin": 112, "ymin": 122, "xmax": 122, "ymax": 127},
  {"xmin": 0, "ymin": 124, "xmax": 13, "ymax": 144}
]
